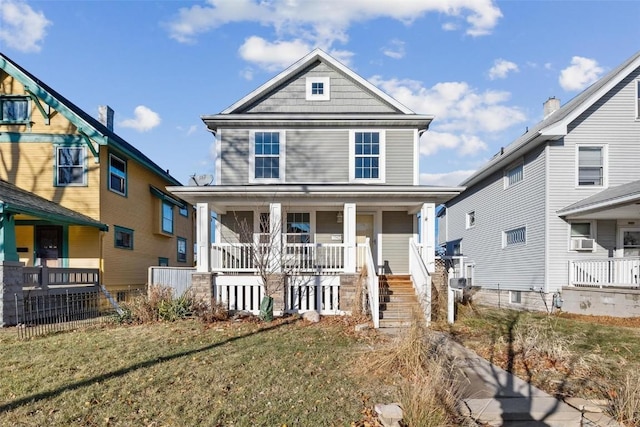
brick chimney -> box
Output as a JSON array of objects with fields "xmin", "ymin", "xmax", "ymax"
[
  {"xmin": 98, "ymin": 105, "xmax": 114, "ymax": 131},
  {"xmin": 543, "ymin": 97, "xmax": 560, "ymax": 119}
]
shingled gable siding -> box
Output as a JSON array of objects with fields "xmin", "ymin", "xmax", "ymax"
[
  {"xmin": 243, "ymin": 62, "xmax": 397, "ymax": 114},
  {"xmin": 546, "ymin": 66, "xmax": 640, "ymax": 293},
  {"xmin": 446, "ymin": 143, "xmax": 546, "ymax": 293},
  {"xmin": 286, "ymin": 129, "xmax": 348, "ymax": 183},
  {"xmin": 220, "ymin": 129, "xmax": 250, "ymax": 185},
  {"xmin": 385, "ymin": 130, "xmax": 414, "ymax": 185}
]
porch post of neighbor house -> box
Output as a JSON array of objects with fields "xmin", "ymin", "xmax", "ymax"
[
  {"xmin": 343, "ymin": 203, "xmax": 356, "ymax": 273},
  {"xmin": 420, "ymin": 203, "xmax": 436, "ymax": 273},
  {"xmin": 0, "ymin": 207, "xmax": 19, "ymax": 263},
  {"xmin": 0, "ymin": 207, "xmax": 23, "ymax": 326},
  {"xmin": 196, "ymin": 203, "xmax": 211, "ymax": 273},
  {"xmin": 269, "ymin": 203, "xmax": 282, "ymax": 273}
]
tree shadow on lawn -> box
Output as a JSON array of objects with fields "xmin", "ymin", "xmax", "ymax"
[{"xmin": 0, "ymin": 318, "xmax": 299, "ymax": 413}]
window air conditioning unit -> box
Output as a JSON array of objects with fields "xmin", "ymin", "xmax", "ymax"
[
  {"xmin": 449, "ymin": 278, "xmax": 468, "ymax": 289},
  {"xmin": 572, "ymin": 238, "xmax": 595, "ymax": 251}
]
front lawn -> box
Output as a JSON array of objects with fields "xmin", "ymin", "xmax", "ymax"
[{"xmin": 0, "ymin": 317, "xmax": 393, "ymax": 426}]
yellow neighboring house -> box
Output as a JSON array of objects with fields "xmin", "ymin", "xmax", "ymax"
[{"xmin": 0, "ymin": 53, "xmax": 194, "ymax": 295}]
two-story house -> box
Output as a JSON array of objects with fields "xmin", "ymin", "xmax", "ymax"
[
  {"xmin": 0, "ymin": 53, "xmax": 194, "ymax": 303},
  {"xmin": 439, "ymin": 50, "xmax": 640, "ymax": 316},
  {"xmin": 169, "ymin": 49, "xmax": 461, "ymax": 327}
]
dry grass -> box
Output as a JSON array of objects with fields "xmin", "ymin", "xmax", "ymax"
[
  {"xmin": 610, "ymin": 370, "xmax": 640, "ymax": 427},
  {"xmin": 359, "ymin": 311, "xmax": 463, "ymax": 426}
]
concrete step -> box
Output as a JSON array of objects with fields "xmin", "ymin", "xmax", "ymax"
[
  {"xmin": 380, "ymin": 293, "xmax": 418, "ymax": 302},
  {"xmin": 379, "ymin": 319, "xmax": 412, "ymax": 328},
  {"xmin": 461, "ymin": 397, "xmax": 583, "ymax": 426}
]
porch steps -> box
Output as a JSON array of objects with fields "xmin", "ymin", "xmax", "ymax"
[{"xmin": 378, "ymin": 275, "xmax": 420, "ymax": 329}]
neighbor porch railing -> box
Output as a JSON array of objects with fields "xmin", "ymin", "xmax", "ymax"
[
  {"xmin": 148, "ymin": 266, "xmax": 196, "ymax": 296},
  {"xmin": 569, "ymin": 257, "xmax": 640, "ymax": 288},
  {"xmin": 23, "ymin": 266, "xmax": 99, "ymax": 287}
]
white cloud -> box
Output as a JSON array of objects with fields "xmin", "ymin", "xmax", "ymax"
[
  {"xmin": 239, "ymin": 67, "xmax": 254, "ymax": 81},
  {"xmin": 0, "ymin": 0, "xmax": 51, "ymax": 53},
  {"xmin": 420, "ymin": 170, "xmax": 476, "ymax": 186},
  {"xmin": 488, "ymin": 58, "xmax": 519, "ymax": 80},
  {"xmin": 238, "ymin": 36, "xmax": 312, "ymax": 71},
  {"xmin": 442, "ymin": 22, "xmax": 458, "ymax": 31},
  {"xmin": 120, "ymin": 106, "xmax": 161, "ymax": 132},
  {"xmin": 382, "ymin": 39, "xmax": 405, "ymax": 59},
  {"xmin": 559, "ymin": 56, "xmax": 604, "ymax": 91},
  {"xmin": 167, "ymin": 0, "xmax": 503, "ymax": 66}
]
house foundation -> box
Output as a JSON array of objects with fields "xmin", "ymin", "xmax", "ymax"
[
  {"xmin": 470, "ymin": 288, "xmax": 553, "ymax": 313},
  {"xmin": 561, "ymin": 287, "xmax": 640, "ymax": 317}
]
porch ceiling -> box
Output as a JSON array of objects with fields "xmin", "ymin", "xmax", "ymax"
[{"xmin": 167, "ymin": 184, "xmax": 463, "ymax": 214}]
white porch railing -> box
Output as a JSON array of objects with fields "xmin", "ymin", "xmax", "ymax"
[
  {"xmin": 287, "ymin": 276, "xmax": 341, "ymax": 314},
  {"xmin": 569, "ymin": 258, "xmax": 640, "ymax": 288},
  {"xmin": 409, "ymin": 238, "xmax": 431, "ymax": 325},
  {"xmin": 359, "ymin": 239, "xmax": 379, "ymax": 328},
  {"xmin": 148, "ymin": 266, "xmax": 196, "ymax": 296},
  {"xmin": 211, "ymin": 242, "xmax": 346, "ymax": 273}
]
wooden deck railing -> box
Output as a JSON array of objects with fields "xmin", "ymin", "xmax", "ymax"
[
  {"xmin": 569, "ymin": 258, "xmax": 640, "ymax": 288},
  {"xmin": 23, "ymin": 266, "xmax": 99, "ymax": 289}
]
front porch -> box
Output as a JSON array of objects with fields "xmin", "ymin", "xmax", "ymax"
[{"xmin": 569, "ymin": 257, "xmax": 640, "ymax": 288}]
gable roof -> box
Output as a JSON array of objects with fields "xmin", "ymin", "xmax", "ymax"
[
  {"xmin": 220, "ymin": 49, "xmax": 414, "ymax": 115},
  {"xmin": 0, "ymin": 53, "xmax": 182, "ymax": 186},
  {"xmin": 0, "ymin": 180, "xmax": 108, "ymax": 230},
  {"xmin": 557, "ymin": 179, "xmax": 640, "ymax": 217},
  {"xmin": 460, "ymin": 50, "xmax": 640, "ymax": 188}
]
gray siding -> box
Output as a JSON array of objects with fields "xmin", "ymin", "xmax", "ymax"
[
  {"xmin": 243, "ymin": 62, "xmax": 397, "ymax": 114},
  {"xmin": 286, "ymin": 130, "xmax": 348, "ymax": 182},
  {"xmin": 385, "ymin": 130, "xmax": 414, "ymax": 185},
  {"xmin": 381, "ymin": 211, "xmax": 413, "ymax": 274},
  {"xmin": 547, "ymin": 66, "xmax": 640, "ymax": 291},
  {"xmin": 219, "ymin": 129, "xmax": 249, "ymax": 185},
  {"xmin": 220, "ymin": 211, "xmax": 253, "ymax": 243},
  {"xmin": 446, "ymin": 144, "xmax": 547, "ymax": 292},
  {"xmin": 316, "ymin": 211, "xmax": 343, "ymax": 244}
]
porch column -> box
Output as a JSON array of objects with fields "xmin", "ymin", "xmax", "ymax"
[
  {"xmin": 420, "ymin": 203, "xmax": 436, "ymax": 273},
  {"xmin": 269, "ymin": 202, "xmax": 282, "ymax": 273},
  {"xmin": 343, "ymin": 203, "xmax": 356, "ymax": 273},
  {"xmin": 0, "ymin": 206, "xmax": 18, "ymax": 262},
  {"xmin": 196, "ymin": 202, "xmax": 211, "ymax": 273}
]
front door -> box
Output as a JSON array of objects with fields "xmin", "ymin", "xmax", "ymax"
[
  {"xmin": 35, "ymin": 226, "xmax": 63, "ymax": 267},
  {"xmin": 356, "ymin": 214, "xmax": 375, "ymax": 268},
  {"xmin": 616, "ymin": 228, "xmax": 640, "ymax": 285}
]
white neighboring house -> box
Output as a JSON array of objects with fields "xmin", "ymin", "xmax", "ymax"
[
  {"xmin": 439, "ymin": 50, "xmax": 640, "ymax": 316},
  {"xmin": 169, "ymin": 49, "xmax": 462, "ymax": 326}
]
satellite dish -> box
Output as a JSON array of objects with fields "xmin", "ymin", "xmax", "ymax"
[{"xmin": 189, "ymin": 174, "xmax": 214, "ymax": 186}]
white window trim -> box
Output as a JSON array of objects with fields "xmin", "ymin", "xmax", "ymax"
[
  {"xmin": 510, "ymin": 290, "xmax": 522, "ymax": 305},
  {"xmin": 636, "ymin": 79, "xmax": 640, "ymax": 120},
  {"xmin": 55, "ymin": 145, "xmax": 87, "ymax": 187},
  {"xmin": 504, "ymin": 160, "xmax": 524, "ymax": 189},
  {"xmin": 502, "ymin": 225, "xmax": 527, "ymax": 248},
  {"xmin": 575, "ymin": 144, "xmax": 607, "ymax": 189},
  {"xmin": 349, "ymin": 129, "xmax": 386, "ymax": 183},
  {"xmin": 305, "ymin": 77, "xmax": 330, "ymax": 101},
  {"xmin": 568, "ymin": 220, "xmax": 597, "ymax": 252},
  {"xmin": 466, "ymin": 211, "xmax": 476, "ymax": 229},
  {"xmin": 249, "ymin": 130, "xmax": 286, "ymax": 184}
]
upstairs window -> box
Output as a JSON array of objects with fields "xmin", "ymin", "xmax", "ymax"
[
  {"xmin": 305, "ymin": 77, "xmax": 330, "ymax": 100},
  {"xmin": 0, "ymin": 96, "xmax": 29, "ymax": 122},
  {"xmin": 162, "ymin": 201, "xmax": 174, "ymax": 234},
  {"xmin": 179, "ymin": 206, "xmax": 188, "ymax": 217},
  {"xmin": 109, "ymin": 154, "xmax": 127, "ymax": 196},
  {"xmin": 577, "ymin": 146, "xmax": 605, "ymax": 187},
  {"xmin": 503, "ymin": 226, "xmax": 526, "ymax": 247},
  {"xmin": 505, "ymin": 162, "xmax": 524, "ymax": 188},
  {"xmin": 351, "ymin": 130, "xmax": 385, "ymax": 182},
  {"xmin": 56, "ymin": 146, "xmax": 86, "ymax": 186},
  {"xmin": 636, "ymin": 80, "xmax": 640, "ymax": 119},
  {"xmin": 251, "ymin": 131, "xmax": 285, "ymax": 182},
  {"xmin": 466, "ymin": 211, "xmax": 476, "ymax": 229}
]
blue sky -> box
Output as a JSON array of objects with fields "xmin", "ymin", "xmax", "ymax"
[{"xmin": 1, "ymin": 0, "xmax": 638, "ymax": 186}]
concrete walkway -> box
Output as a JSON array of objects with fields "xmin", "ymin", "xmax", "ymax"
[{"xmin": 441, "ymin": 335, "xmax": 622, "ymax": 427}]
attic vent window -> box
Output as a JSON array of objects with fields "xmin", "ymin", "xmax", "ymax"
[
  {"xmin": 0, "ymin": 96, "xmax": 29, "ymax": 122},
  {"xmin": 306, "ymin": 77, "xmax": 330, "ymax": 101}
]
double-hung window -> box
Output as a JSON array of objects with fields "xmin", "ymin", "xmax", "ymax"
[
  {"xmin": 109, "ymin": 154, "xmax": 127, "ymax": 196},
  {"xmin": 286, "ymin": 213, "xmax": 310, "ymax": 244},
  {"xmin": 351, "ymin": 130, "xmax": 385, "ymax": 182},
  {"xmin": 577, "ymin": 146, "xmax": 605, "ymax": 187},
  {"xmin": 251, "ymin": 131, "xmax": 285, "ymax": 182},
  {"xmin": 56, "ymin": 146, "xmax": 86, "ymax": 186},
  {"xmin": 570, "ymin": 222, "xmax": 595, "ymax": 251},
  {"xmin": 466, "ymin": 211, "xmax": 476, "ymax": 229},
  {"xmin": 0, "ymin": 96, "xmax": 29, "ymax": 122}
]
